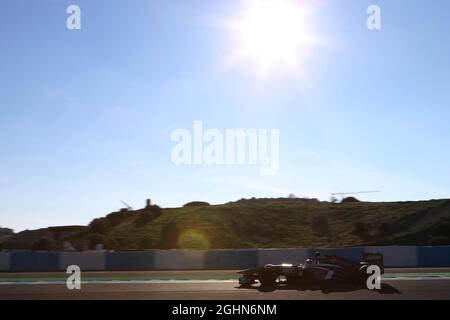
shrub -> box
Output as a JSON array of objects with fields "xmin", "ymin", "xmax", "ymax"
[
  {"xmin": 183, "ymin": 201, "xmax": 210, "ymax": 207},
  {"xmin": 378, "ymin": 222, "xmax": 391, "ymax": 236},
  {"xmin": 138, "ymin": 237, "xmax": 153, "ymax": 249},
  {"xmin": 159, "ymin": 223, "xmax": 180, "ymax": 249},
  {"xmin": 428, "ymin": 236, "xmax": 450, "ymax": 246},
  {"xmin": 311, "ymin": 215, "xmax": 331, "ymax": 237},
  {"xmin": 0, "ymin": 227, "xmax": 14, "ymax": 237},
  {"xmin": 134, "ymin": 211, "xmax": 153, "ymax": 225},
  {"xmin": 89, "ymin": 233, "xmax": 107, "ymax": 249},
  {"xmin": 352, "ymin": 222, "xmax": 369, "ymax": 240},
  {"xmin": 31, "ymin": 238, "xmax": 55, "ymax": 251},
  {"xmin": 147, "ymin": 204, "xmax": 162, "ymax": 216},
  {"xmin": 341, "ymin": 197, "xmax": 360, "ymax": 203},
  {"xmin": 89, "ymin": 219, "xmax": 107, "ymax": 234},
  {"xmin": 134, "ymin": 205, "xmax": 162, "ymax": 226},
  {"xmin": 105, "ymin": 211, "xmax": 134, "ymax": 226}
]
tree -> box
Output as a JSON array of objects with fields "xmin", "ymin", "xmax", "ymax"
[
  {"xmin": 0, "ymin": 227, "xmax": 14, "ymax": 243},
  {"xmin": 32, "ymin": 238, "xmax": 55, "ymax": 251},
  {"xmin": 159, "ymin": 223, "xmax": 180, "ymax": 249},
  {"xmin": 89, "ymin": 219, "xmax": 107, "ymax": 234},
  {"xmin": 428, "ymin": 236, "xmax": 450, "ymax": 246},
  {"xmin": 378, "ymin": 222, "xmax": 391, "ymax": 236},
  {"xmin": 105, "ymin": 211, "xmax": 133, "ymax": 226},
  {"xmin": 183, "ymin": 201, "xmax": 210, "ymax": 207},
  {"xmin": 311, "ymin": 215, "xmax": 331, "ymax": 237},
  {"xmin": 89, "ymin": 233, "xmax": 106, "ymax": 250},
  {"xmin": 134, "ymin": 205, "xmax": 162, "ymax": 226},
  {"xmin": 353, "ymin": 222, "xmax": 369, "ymax": 241},
  {"xmin": 147, "ymin": 204, "xmax": 162, "ymax": 217},
  {"xmin": 134, "ymin": 211, "xmax": 153, "ymax": 225},
  {"xmin": 342, "ymin": 197, "xmax": 360, "ymax": 203},
  {"xmin": 138, "ymin": 237, "xmax": 153, "ymax": 249},
  {"xmin": 0, "ymin": 227, "xmax": 14, "ymax": 236}
]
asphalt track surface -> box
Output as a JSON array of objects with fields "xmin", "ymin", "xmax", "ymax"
[{"xmin": 1, "ymin": 269, "xmax": 450, "ymax": 300}]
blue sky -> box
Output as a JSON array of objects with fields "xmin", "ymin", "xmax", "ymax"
[{"xmin": 1, "ymin": 0, "xmax": 450, "ymax": 231}]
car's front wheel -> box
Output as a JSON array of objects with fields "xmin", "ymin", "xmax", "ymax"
[{"xmin": 259, "ymin": 268, "xmax": 278, "ymax": 287}]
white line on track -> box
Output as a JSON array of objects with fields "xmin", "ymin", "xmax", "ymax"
[
  {"xmin": 0, "ymin": 280, "xmax": 238, "ymax": 285},
  {"xmin": 383, "ymin": 277, "xmax": 450, "ymax": 281},
  {"xmin": 1, "ymin": 277, "xmax": 450, "ymax": 285}
]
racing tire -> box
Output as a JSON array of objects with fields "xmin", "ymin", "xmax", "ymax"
[{"xmin": 259, "ymin": 268, "xmax": 278, "ymax": 287}]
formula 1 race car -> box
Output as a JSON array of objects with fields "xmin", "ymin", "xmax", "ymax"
[{"xmin": 238, "ymin": 252, "xmax": 384, "ymax": 287}]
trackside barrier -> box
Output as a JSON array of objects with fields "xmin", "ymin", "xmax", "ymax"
[
  {"xmin": 2, "ymin": 246, "xmax": 450, "ymax": 272},
  {"xmin": 258, "ymin": 248, "xmax": 308, "ymax": 266},
  {"xmin": 10, "ymin": 251, "xmax": 60, "ymax": 272},
  {"xmin": 308, "ymin": 247, "xmax": 365, "ymax": 262},
  {"xmin": 204, "ymin": 249, "xmax": 258, "ymax": 269},
  {"xmin": 106, "ymin": 251, "xmax": 155, "ymax": 271},
  {"xmin": 364, "ymin": 246, "xmax": 418, "ymax": 267},
  {"xmin": 417, "ymin": 246, "xmax": 450, "ymax": 267},
  {"xmin": 59, "ymin": 251, "xmax": 106, "ymax": 271},
  {"xmin": 0, "ymin": 252, "xmax": 10, "ymax": 271},
  {"xmin": 154, "ymin": 250, "xmax": 205, "ymax": 270}
]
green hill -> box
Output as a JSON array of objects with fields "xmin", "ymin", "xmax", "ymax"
[{"xmin": 3, "ymin": 198, "xmax": 450, "ymax": 251}]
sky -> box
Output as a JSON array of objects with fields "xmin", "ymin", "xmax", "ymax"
[{"xmin": 1, "ymin": 0, "xmax": 450, "ymax": 231}]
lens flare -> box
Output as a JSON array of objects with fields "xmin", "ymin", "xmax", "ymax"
[{"xmin": 177, "ymin": 229, "xmax": 211, "ymax": 250}]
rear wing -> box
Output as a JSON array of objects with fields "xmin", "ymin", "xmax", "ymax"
[{"xmin": 363, "ymin": 252, "xmax": 384, "ymax": 273}]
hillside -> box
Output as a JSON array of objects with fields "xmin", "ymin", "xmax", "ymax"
[
  {"xmin": 0, "ymin": 227, "xmax": 14, "ymax": 243},
  {"xmin": 2, "ymin": 198, "xmax": 450, "ymax": 251}
]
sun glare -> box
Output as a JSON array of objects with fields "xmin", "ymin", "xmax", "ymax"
[{"xmin": 227, "ymin": 0, "xmax": 318, "ymax": 75}]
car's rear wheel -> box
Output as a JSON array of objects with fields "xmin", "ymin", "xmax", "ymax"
[{"xmin": 259, "ymin": 268, "xmax": 278, "ymax": 287}]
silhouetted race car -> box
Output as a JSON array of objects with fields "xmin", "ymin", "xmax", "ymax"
[{"xmin": 238, "ymin": 252, "xmax": 384, "ymax": 287}]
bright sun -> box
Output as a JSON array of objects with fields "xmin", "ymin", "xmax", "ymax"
[{"xmin": 227, "ymin": 0, "xmax": 318, "ymax": 74}]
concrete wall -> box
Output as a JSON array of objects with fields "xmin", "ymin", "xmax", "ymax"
[
  {"xmin": 1, "ymin": 246, "xmax": 450, "ymax": 272},
  {"xmin": 154, "ymin": 250, "xmax": 205, "ymax": 270},
  {"xmin": 417, "ymin": 246, "xmax": 450, "ymax": 267},
  {"xmin": 106, "ymin": 251, "xmax": 155, "ymax": 271},
  {"xmin": 258, "ymin": 248, "xmax": 307, "ymax": 265},
  {"xmin": 365, "ymin": 246, "xmax": 418, "ymax": 267},
  {"xmin": 308, "ymin": 247, "xmax": 365, "ymax": 262},
  {"xmin": 0, "ymin": 252, "xmax": 9, "ymax": 271},
  {"xmin": 204, "ymin": 249, "xmax": 259, "ymax": 269},
  {"xmin": 59, "ymin": 251, "xmax": 106, "ymax": 271},
  {"xmin": 10, "ymin": 252, "xmax": 60, "ymax": 272}
]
